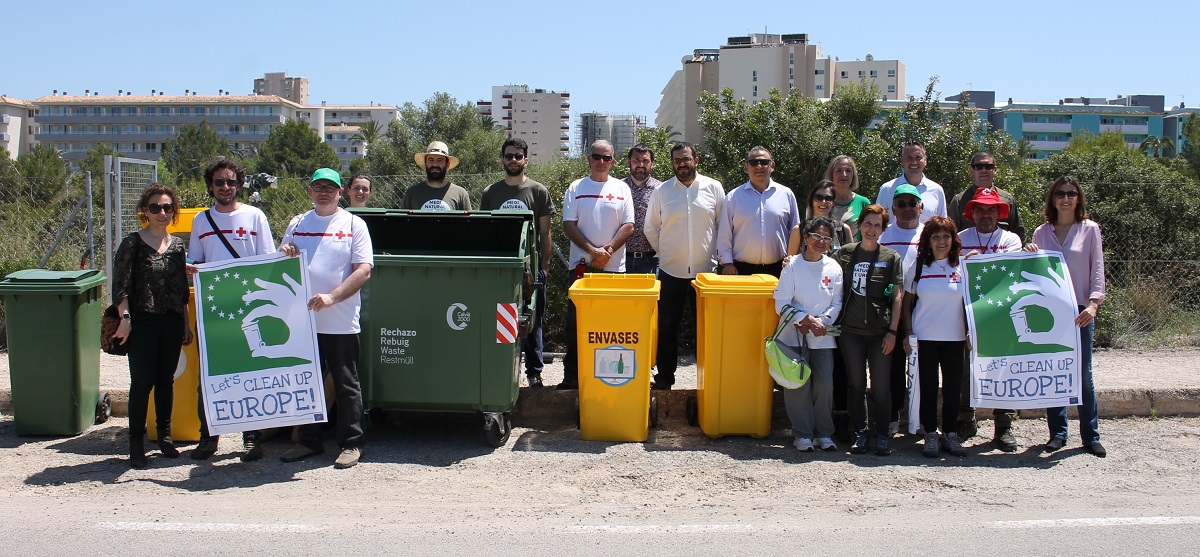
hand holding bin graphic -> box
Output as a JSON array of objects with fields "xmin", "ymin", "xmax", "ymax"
[{"xmin": 240, "ymin": 273, "xmax": 308, "ymax": 359}]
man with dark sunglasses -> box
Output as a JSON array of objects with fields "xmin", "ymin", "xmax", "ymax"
[
  {"xmin": 480, "ymin": 138, "xmax": 556, "ymax": 389},
  {"xmin": 878, "ymin": 183, "xmax": 924, "ymax": 437},
  {"xmin": 948, "ymin": 152, "xmax": 1025, "ymax": 241},
  {"xmin": 187, "ymin": 158, "xmax": 276, "ymax": 462},
  {"xmin": 716, "ymin": 146, "xmax": 799, "ymax": 278}
]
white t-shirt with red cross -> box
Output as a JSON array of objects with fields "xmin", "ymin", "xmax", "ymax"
[
  {"xmin": 282, "ymin": 209, "xmax": 374, "ymax": 334},
  {"xmin": 958, "ymin": 227, "xmax": 1021, "ymax": 255},
  {"xmin": 188, "ymin": 204, "xmax": 276, "ymax": 263},
  {"xmin": 905, "ymin": 259, "xmax": 967, "ymax": 342}
]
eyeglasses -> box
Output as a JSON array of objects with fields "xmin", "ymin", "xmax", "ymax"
[
  {"xmin": 972, "ymin": 163, "xmax": 997, "ymax": 171},
  {"xmin": 672, "ymin": 157, "xmax": 695, "ymax": 165},
  {"xmin": 813, "ymin": 194, "xmax": 835, "ymax": 203},
  {"xmin": 212, "ymin": 178, "xmax": 241, "ymax": 187},
  {"xmin": 310, "ymin": 184, "xmax": 341, "ymax": 193},
  {"xmin": 808, "ymin": 233, "xmax": 833, "ymax": 244},
  {"xmin": 589, "ymin": 153, "xmax": 614, "ymax": 162},
  {"xmin": 895, "ymin": 200, "xmax": 919, "ymax": 209},
  {"xmin": 146, "ymin": 203, "xmax": 175, "ymax": 215},
  {"xmin": 1053, "ymin": 190, "xmax": 1079, "ymax": 199},
  {"xmin": 746, "ymin": 159, "xmax": 772, "ymax": 167},
  {"xmin": 503, "ymin": 153, "xmax": 526, "ymax": 161}
]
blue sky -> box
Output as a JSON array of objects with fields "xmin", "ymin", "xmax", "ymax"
[{"xmin": 7, "ymin": 0, "xmax": 1197, "ymax": 125}]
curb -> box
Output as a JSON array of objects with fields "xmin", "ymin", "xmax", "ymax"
[{"xmin": 3, "ymin": 387, "xmax": 1198, "ymax": 427}]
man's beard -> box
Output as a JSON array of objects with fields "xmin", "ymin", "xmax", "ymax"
[
  {"xmin": 504, "ymin": 165, "xmax": 523, "ymax": 177},
  {"xmin": 631, "ymin": 168, "xmax": 649, "ymax": 181},
  {"xmin": 426, "ymin": 167, "xmax": 446, "ymax": 181}
]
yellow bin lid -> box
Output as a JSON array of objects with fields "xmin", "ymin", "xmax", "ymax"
[
  {"xmin": 692, "ymin": 272, "xmax": 778, "ymax": 297},
  {"xmin": 568, "ymin": 273, "xmax": 660, "ymax": 300}
]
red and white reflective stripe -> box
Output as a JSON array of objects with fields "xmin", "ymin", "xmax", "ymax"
[{"xmin": 496, "ymin": 303, "xmax": 518, "ymax": 344}]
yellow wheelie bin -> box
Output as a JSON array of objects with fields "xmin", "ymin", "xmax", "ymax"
[
  {"xmin": 146, "ymin": 208, "xmax": 203, "ymax": 441},
  {"xmin": 689, "ymin": 273, "xmax": 779, "ymax": 438},
  {"xmin": 569, "ymin": 273, "xmax": 659, "ymax": 442}
]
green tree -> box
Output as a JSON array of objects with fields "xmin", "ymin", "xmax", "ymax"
[
  {"xmin": 1178, "ymin": 114, "xmax": 1200, "ymax": 178},
  {"xmin": 1139, "ymin": 135, "xmax": 1168, "ymax": 158},
  {"xmin": 253, "ymin": 119, "xmax": 340, "ymax": 177},
  {"xmin": 161, "ymin": 121, "xmax": 232, "ymax": 181},
  {"xmin": 632, "ymin": 126, "xmax": 681, "ymax": 182},
  {"xmin": 363, "ymin": 93, "xmax": 505, "ymax": 176},
  {"xmin": 80, "ymin": 144, "xmax": 121, "ymax": 180},
  {"xmin": 350, "ymin": 119, "xmax": 385, "ymax": 148},
  {"xmin": 15, "ymin": 145, "xmax": 73, "ymax": 202}
]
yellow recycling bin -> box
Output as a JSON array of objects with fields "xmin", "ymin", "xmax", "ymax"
[
  {"xmin": 569, "ymin": 273, "xmax": 659, "ymax": 442},
  {"xmin": 146, "ymin": 209, "xmax": 204, "ymax": 441},
  {"xmin": 690, "ymin": 273, "xmax": 779, "ymax": 438}
]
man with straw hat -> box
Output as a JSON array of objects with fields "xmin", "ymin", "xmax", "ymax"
[{"xmin": 403, "ymin": 140, "xmax": 472, "ymax": 211}]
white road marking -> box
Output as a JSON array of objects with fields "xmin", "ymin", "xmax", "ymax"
[
  {"xmin": 990, "ymin": 516, "xmax": 1200, "ymax": 529},
  {"xmin": 571, "ymin": 524, "xmax": 758, "ymax": 534},
  {"xmin": 97, "ymin": 521, "xmax": 322, "ymax": 533}
]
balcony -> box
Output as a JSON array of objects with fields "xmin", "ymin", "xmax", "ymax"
[
  {"xmin": 560, "ymin": 134, "xmax": 569, "ymax": 141},
  {"xmin": 35, "ymin": 114, "xmax": 287, "ymax": 125},
  {"xmin": 560, "ymin": 101, "xmax": 570, "ymax": 108},
  {"xmin": 1022, "ymin": 122, "xmax": 1072, "ymax": 132},
  {"xmin": 1100, "ymin": 124, "xmax": 1148, "ymax": 134},
  {"xmin": 1029, "ymin": 140, "xmax": 1069, "ymax": 150}
]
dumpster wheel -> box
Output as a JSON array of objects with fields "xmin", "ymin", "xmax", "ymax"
[
  {"xmin": 95, "ymin": 391, "xmax": 112, "ymax": 425},
  {"xmin": 685, "ymin": 394, "xmax": 698, "ymax": 427},
  {"xmin": 484, "ymin": 412, "xmax": 512, "ymax": 448},
  {"xmin": 650, "ymin": 397, "xmax": 659, "ymax": 428}
]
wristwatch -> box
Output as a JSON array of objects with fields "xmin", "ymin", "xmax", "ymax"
[
  {"xmin": 121, "ymin": 312, "xmax": 131, "ymax": 320},
  {"xmin": 604, "ymin": 245, "xmax": 614, "ymax": 254}
]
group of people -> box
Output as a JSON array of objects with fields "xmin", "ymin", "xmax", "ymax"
[{"xmin": 108, "ymin": 136, "xmax": 1106, "ymax": 469}]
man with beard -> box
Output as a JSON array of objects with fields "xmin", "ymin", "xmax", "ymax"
[
  {"xmin": 187, "ymin": 158, "xmax": 276, "ymax": 462},
  {"xmin": 347, "ymin": 174, "xmax": 372, "ymax": 208},
  {"xmin": 403, "ymin": 141, "xmax": 472, "ymax": 211},
  {"xmin": 622, "ymin": 143, "xmax": 662, "ymax": 274},
  {"xmin": 644, "ymin": 142, "xmax": 725, "ymax": 390},
  {"xmin": 716, "ymin": 146, "xmax": 798, "ymax": 278},
  {"xmin": 558, "ymin": 140, "xmax": 635, "ymax": 390},
  {"xmin": 947, "ymin": 152, "xmax": 1025, "ymax": 241},
  {"xmin": 480, "ymin": 138, "xmax": 556, "ymax": 389}
]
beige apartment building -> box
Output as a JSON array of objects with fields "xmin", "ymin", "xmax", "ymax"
[
  {"xmin": 478, "ymin": 84, "xmax": 570, "ymax": 163},
  {"xmin": 1, "ymin": 96, "xmax": 36, "ymax": 159}
]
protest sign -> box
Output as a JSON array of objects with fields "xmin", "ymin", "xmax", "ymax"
[
  {"xmin": 963, "ymin": 251, "xmax": 1081, "ymax": 410},
  {"xmin": 193, "ymin": 252, "xmax": 327, "ymax": 435}
]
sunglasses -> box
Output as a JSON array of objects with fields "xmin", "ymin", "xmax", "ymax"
[
  {"xmin": 146, "ymin": 203, "xmax": 175, "ymax": 215},
  {"xmin": 310, "ymin": 184, "xmax": 341, "ymax": 193},
  {"xmin": 895, "ymin": 200, "xmax": 919, "ymax": 209},
  {"xmin": 972, "ymin": 163, "xmax": 997, "ymax": 171},
  {"xmin": 808, "ymin": 233, "xmax": 834, "ymax": 244},
  {"xmin": 1054, "ymin": 190, "xmax": 1079, "ymax": 199},
  {"xmin": 746, "ymin": 159, "xmax": 772, "ymax": 167},
  {"xmin": 212, "ymin": 178, "xmax": 241, "ymax": 187},
  {"xmin": 589, "ymin": 153, "xmax": 614, "ymax": 162},
  {"xmin": 813, "ymin": 194, "xmax": 835, "ymax": 203},
  {"xmin": 503, "ymin": 153, "xmax": 526, "ymax": 161}
]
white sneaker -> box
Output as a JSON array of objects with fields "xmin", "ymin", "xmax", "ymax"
[
  {"xmin": 793, "ymin": 437, "xmax": 815, "ymax": 452},
  {"xmin": 816, "ymin": 437, "xmax": 837, "ymax": 451}
]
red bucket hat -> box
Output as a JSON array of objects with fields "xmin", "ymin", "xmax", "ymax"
[{"xmin": 963, "ymin": 188, "xmax": 1010, "ymax": 222}]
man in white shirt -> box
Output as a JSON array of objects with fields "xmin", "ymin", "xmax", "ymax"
[
  {"xmin": 645, "ymin": 143, "xmax": 725, "ymax": 389},
  {"xmin": 558, "ymin": 140, "xmax": 635, "ymax": 389},
  {"xmin": 187, "ymin": 158, "xmax": 276, "ymax": 463},
  {"xmin": 716, "ymin": 146, "xmax": 799, "ymax": 278},
  {"xmin": 875, "ymin": 140, "xmax": 947, "ymax": 224},
  {"xmin": 877, "ymin": 183, "xmax": 924, "ymax": 436}
]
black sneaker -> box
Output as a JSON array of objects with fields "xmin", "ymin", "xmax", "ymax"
[
  {"xmin": 1044, "ymin": 437, "xmax": 1066, "ymax": 453},
  {"xmin": 241, "ymin": 439, "xmax": 263, "ymax": 462},
  {"xmin": 851, "ymin": 433, "xmax": 870, "ymax": 454},
  {"xmin": 190, "ymin": 437, "xmax": 219, "ymax": 460},
  {"xmin": 994, "ymin": 427, "xmax": 1018, "ymax": 452},
  {"xmin": 875, "ymin": 434, "xmax": 892, "ymax": 456},
  {"xmin": 1085, "ymin": 442, "xmax": 1107, "ymax": 458},
  {"xmin": 527, "ymin": 375, "xmax": 544, "ymax": 389}
]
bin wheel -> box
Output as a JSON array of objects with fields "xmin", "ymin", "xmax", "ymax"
[
  {"xmin": 650, "ymin": 397, "xmax": 659, "ymax": 429},
  {"xmin": 95, "ymin": 391, "xmax": 112, "ymax": 425},
  {"xmin": 485, "ymin": 413, "xmax": 512, "ymax": 448},
  {"xmin": 685, "ymin": 394, "xmax": 698, "ymax": 427},
  {"xmin": 368, "ymin": 407, "xmax": 387, "ymax": 426},
  {"xmin": 573, "ymin": 397, "xmax": 580, "ymax": 429}
]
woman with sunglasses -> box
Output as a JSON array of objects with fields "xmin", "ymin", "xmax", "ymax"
[
  {"xmin": 902, "ymin": 217, "xmax": 968, "ymax": 458},
  {"xmin": 774, "ymin": 217, "xmax": 843, "ymax": 452},
  {"xmin": 110, "ymin": 183, "xmax": 192, "ymax": 468},
  {"xmin": 787, "ymin": 180, "xmax": 854, "ymax": 256},
  {"xmin": 1026, "ymin": 176, "xmax": 1106, "ymax": 457},
  {"xmin": 834, "ymin": 204, "xmax": 904, "ymax": 455},
  {"xmin": 826, "ymin": 155, "xmax": 870, "ymax": 240}
]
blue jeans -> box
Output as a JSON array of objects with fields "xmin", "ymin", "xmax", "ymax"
[
  {"xmin": 784, "ymin": 348, "xmax": 834, "ymax": 439},
  {"xmin": 625, "ymin": 253, "xmax": 658, "ymax": 274},
  {"xmin": 523, "ymin": 270, "xmax": 547, "ymax": 377},
  {"xmin": 1047, "ymin": 312, "xmax": 1099, "ymax": 445}
]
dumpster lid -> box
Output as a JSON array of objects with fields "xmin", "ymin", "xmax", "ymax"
[
  {"xmin": 568, "ymin": 273, "xmax": 660, "ymax": 300},
  {"xmin": 0, "ymin": 269, "xmax": 107, "ymax": 294},
  {"xmin": 358, "ymin": 210, "xmax": 535, "ymax": 256},
  {"xmin": 692, "ymin": 272, "xmax": 778, "ymax": 297}
]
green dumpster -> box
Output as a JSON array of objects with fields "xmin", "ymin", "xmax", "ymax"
[
  {"xmin": 357, "ymin": 210, "xmax": 538, "ymax": 447},
  {"xmin": 0, "ymin": 269, "xmax": 110, "ymax": 435}
]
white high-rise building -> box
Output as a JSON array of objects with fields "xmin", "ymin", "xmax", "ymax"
[
  {"xmin": 478, "ymin": 84, "xmax": 570, "ymax": 163},
  {"xmin": 0, "ymin": 96, "xmax": 35, "ymax": 158},
  {"xmin": 579, "ymin": 112, "xmax": 645, "ymax": 156}
]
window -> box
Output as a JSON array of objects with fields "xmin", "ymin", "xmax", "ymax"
[
  {"xmin": 870, "ymin": 70, "xmax": 878, "ymax": 77},
  {"xmin": 887, "ymin": 85, "xmax": 896, "ymax": 93},
  {"xmin": 195, "ymin": 107, "xmax": 206, "ymax": 115},
  {"xmin": 92, "ymin": 107, "xmax": 102, "ymax": 116},
  {"xmin": 789, "ymin": 68, "xmax": 794, "ymax": 79},
  {"xmin": 858, "ymin": 70, "xmax": 865, "ymax": 77},
  {"xmin": 840, "ymin": 71, "xmax": 848, "ymax": 78},
  {"xmin": 753, "ymin": 85, "xmax": 758, "ymax": 97},
  {"xmin": 180, "ymin": 107, "xmax": 190, "ymax": 115},
  {"xmin": 815, "ymin": 69, "xmax": 825, "ymax": 75},
  {"xmin": 815, "ymin": 84, "xmax": 824, "ymax": 91},
  {"xmin": 888, "ymin": 69, "xmax": 896, "ymax": 77},
  {"xmin": 146, "ymin": 143, "xmax": 157, "ymax": 152},
  {"xmin": 326, "ymin": 134, "xmax": 333, "ymax": 140},
  {"xmin": 125, "ymin": 107, "xmax": 137, "ymax": 115},
  {"xmin": 228, "ymin": 125, "xmax": 240, "ymax": 133},
  {"xmin": 752, "ymin": 70, "xmax": 758, "ymax": 82},
  {"xmin": 789, "ymin": 52, "xmax": 794, "ymax": 64}
]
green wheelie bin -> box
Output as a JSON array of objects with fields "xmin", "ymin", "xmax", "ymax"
[
  {"xmin": 356, "ymin": 210, "xmax": 538, "ymax": 446},
  {"xmin": 0, "ymin": 269, "xmax": 111, "ymax": 435}
]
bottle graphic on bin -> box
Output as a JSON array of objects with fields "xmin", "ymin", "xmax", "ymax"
[{"xmin": 617, "ymin": 353, "xmax": 625, "ymax": 375}]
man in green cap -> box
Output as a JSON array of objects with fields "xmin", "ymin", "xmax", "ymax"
[{"xmin": 277, "ymin": 168, "xmax": 374, "ymax": 469}]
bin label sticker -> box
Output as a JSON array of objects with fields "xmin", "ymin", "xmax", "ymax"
[
  {"xmin": 594, "ymin": 346, "xmax": 636, "ymax": 386},
  {"xmin": 446, "ymin": 303, "xmax": 470, "ymax": 330},
  {"xmin": 497, "ymin": 303, "xmax": 518, "ymax": 344}
]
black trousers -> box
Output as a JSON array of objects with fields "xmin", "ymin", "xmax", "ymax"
[
  {"xmin": 127, "ymin": 311, "xmax": 184, "ymax": 438},
  {"xmin": 655, "ymin": 271, "xmax": 696, "ymax": 386}
]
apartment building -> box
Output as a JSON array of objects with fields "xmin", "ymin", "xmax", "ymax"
[
  {"xmin": 579, "ymin": 112, "xmax": 645, "ymax": 156},
  {"xmin": 1164, "ymin": 105, "xmax": 1200, "ymax": 158},
  {"xmin": 1, "ymin": 96, "xmax": 35, "ymax": 158},
  {"xmin": 478, "ymin": 84, "xmax": 570, "ymax": 163},
  {"xmin": 987, "ymin": 95, "xmax": 1164, "ymax": 160},
  {"xmin": 253, "ymin": 72, "xmax": 309, "ymax": 105},
  {"xmin": 656, "ymin": 49, "xmax": 719, "ymax": 144},
  {"xmin": 294, "ymin": 103, "xmax": 399, "ymax": 169}
]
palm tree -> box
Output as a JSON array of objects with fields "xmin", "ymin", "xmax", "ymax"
[
  {"xmin": 1160, "ymin": 135, "xmax": 1176, "ymax": 157},
  {"xmin": 1139, "ymin": 136, "xmax": 1162, "ymax": 157},
  {"xmin": 351, "ymin": 119, "xmax": 384, "ymax": 147},
  {"xmin": 478, "ymin": 114, "xmax": 499, "ymax": 130}
]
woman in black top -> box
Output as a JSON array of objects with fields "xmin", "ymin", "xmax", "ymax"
[{"xmin": 111, "ymin": 183, "xmax": 192, "ymax": 468}]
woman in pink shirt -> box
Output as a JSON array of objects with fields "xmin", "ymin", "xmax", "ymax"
[{"xmin": 1028, "ymin": 176, "xmax": 1106, "ymax": 458}]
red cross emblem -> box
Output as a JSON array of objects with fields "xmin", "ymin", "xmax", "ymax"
[
  {"xmin": 235, "ymin": 227, "xmax": 246, "ymax": 238},
  {"xmin": 822, "ymin": 276, "xmax": 831, "ymax": 287},
  {"xmin": 335, "ymin": 230, "xmax": 346, "ymax": 240},
  {"xmin": 950, "ymin": 272, "xmax": 960, "ymax": 281},
  {"xmin": 605, "ymin": 193, "xmax": 614, "ymax": 201}
]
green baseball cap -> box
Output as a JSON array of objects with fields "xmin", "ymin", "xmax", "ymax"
[
  {"xmin": 310, "ymin": 168, "xmax": 342, "ymax": 188},
  {"xmin": 894, "ymin": 184, "xmax": 920, "ymax": 199}
]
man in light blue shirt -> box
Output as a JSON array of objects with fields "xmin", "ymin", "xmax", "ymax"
[
  {"xmin": 717, "ymin": 146, "xmax": 799, "ymax": 277},
  {"xmin": 875, "ymin": 140, "xmax": 947, "ymax": 224}
]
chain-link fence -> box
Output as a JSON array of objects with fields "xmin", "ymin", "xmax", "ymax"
[{"xmin": 1, "ymin": 171, "xmax": 1196, "ymax": 351}]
